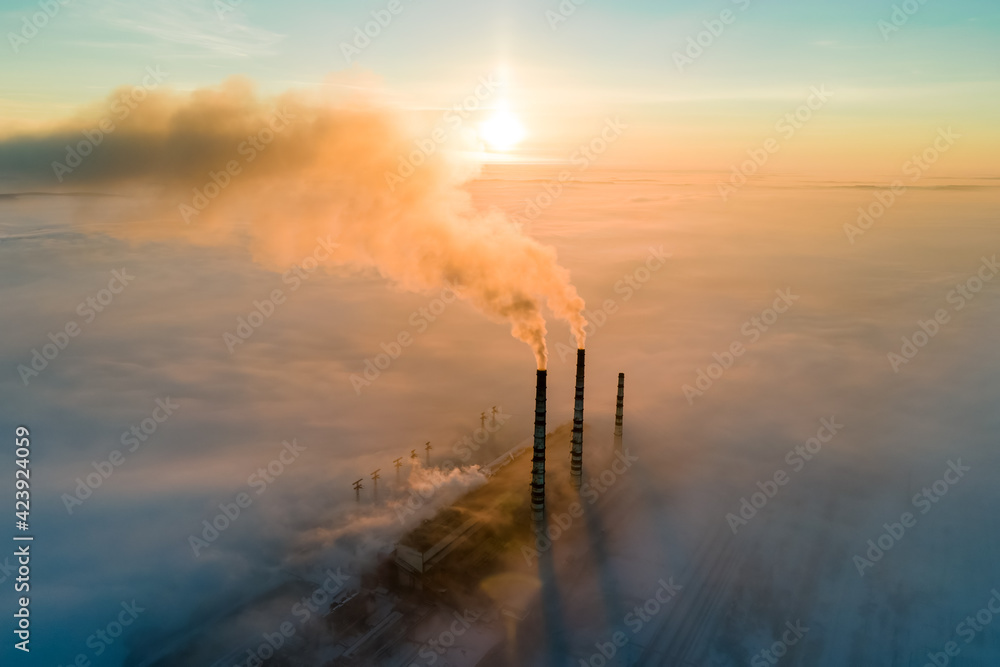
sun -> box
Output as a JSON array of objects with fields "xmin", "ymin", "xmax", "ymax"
[{"xmin": 480, "ymin": 107, "xmax": 526, "ymax": 152}]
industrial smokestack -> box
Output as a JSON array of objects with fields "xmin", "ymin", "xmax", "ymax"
[
  {"xmin": 570, "ymin": 349, "xmax": 585, "ymax": 489},
  {"xmin": 531, "ymin": 369, "xmax": 547, "ymax": 521},
  {"xmin": 614, "ymin": 372, "xmax": 625, "ymax": 437}
]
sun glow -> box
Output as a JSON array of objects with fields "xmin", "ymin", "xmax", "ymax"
[{"xmin": 480, "ymin": 106, "xmax": 526, "ymax": 152}]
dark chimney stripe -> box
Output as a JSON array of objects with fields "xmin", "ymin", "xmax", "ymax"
[
  {"xmin": 570, "ymin": 349, "xmax": 585, "ymax": 487},
  {"xmin": 614, "ymin": 372, "xmax": 625, "ymax": 436},
  {"xmin": 531, "ymin": 369, "xmax": 547, "ymax": 519}
]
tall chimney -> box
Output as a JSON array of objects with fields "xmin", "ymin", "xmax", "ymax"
[
  {"xmin": 614, "ymin": 372, "xmax": 625, "ymax": 436},
  {"xmin": 570, "ymin": 349, "xmax": 585, "ymax": 489},
  {"xmin": 531, "ymin": 369, "xmax": 547, "ymax": 521}
]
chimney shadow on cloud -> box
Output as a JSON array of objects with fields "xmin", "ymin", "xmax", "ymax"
[
  {"xmin": 533, "ymin": 510, "xmax": 573, "ymax": 666},
  {"xmin": 578, "ymin": 456, "xmax": 628, "ymax": 640}
]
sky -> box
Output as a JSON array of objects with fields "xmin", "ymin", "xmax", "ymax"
[{"xmin": 1, "ymin": 0, "xmax": 999, "ymax": 175}]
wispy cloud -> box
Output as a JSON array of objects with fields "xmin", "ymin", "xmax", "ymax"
[{"xmin": 91, "ymin": 0, "xmax": 285, "ymax": 58}]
